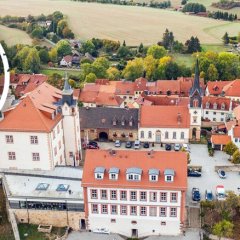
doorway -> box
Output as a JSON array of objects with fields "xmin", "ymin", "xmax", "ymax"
[
  {"xmin": 132, "ymin": 229, "xmax": 138, "ymax": 238},
  {"xmin": 99, "ymin": 132, "xmax": 108, "ymax": 141},
  {"xmin": 155, "ymin": 130, "xmax": 161, "ymax": 143},
  {"xmin": 80, "ymin": 219, "xmax": 86, "ymax": 230}
]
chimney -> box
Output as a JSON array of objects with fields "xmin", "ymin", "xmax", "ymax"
[{"xmin": 177, "ymin": 113, "xmax": 182, "ymax": 125}]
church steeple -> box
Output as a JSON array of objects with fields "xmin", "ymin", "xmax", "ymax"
[
  {"xmin": 189, "ymin": 57, "xmax": 202, "ymax": 108},
  {"xmin": 62, "ymin": 72, "xmax": 74, "ymax": 106}
]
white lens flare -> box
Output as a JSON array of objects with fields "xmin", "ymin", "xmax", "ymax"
[{"xmin": 0, "ymin": 44, "xmax": 10, "ymax": 111}]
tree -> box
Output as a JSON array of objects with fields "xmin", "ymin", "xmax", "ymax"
[
  {"xmin": 23, "ymin": 48, "xmax": 40, "ymax": 73},
  {"xmin": 223, "ymin": 141, "xmax": 238, "ymax": 159},
  {"xmin": 57, "ymin": 19, "xmax": 68, "ymax": 37},
  {"xmin": 207, "ymin": 64, "xmax": 218, "ymax": 81},
  {"xmin": 117, "ymin": 46, "xmax": 131, "ymax": 58},
  {"xmin": 62, "ymin": 27, "xmax": 75, "ymax": 39},
  {"xmin": 143, "ymin": 55, "xmax": 157, "ymax": 80},
  {"xmin": 162, "ymin": 29, "xmax": 174, "ymax": 51},
  {"xmin": 56, "ymin": 40, "xmax": 72, "ymax": 57},
  {"xmin": 49, "ymin": 47, "xmax": 58, "ymax": 63},
  {"xmin": 123, "ymin": 58, "xmax": 144, "ymax": 81},
  {"xmin": 123, "ymin": 40, "xmax": 126, "ymax": 47},
  {"xmin": 147, "ymin": 45, "xmax": 167, "ymax": 59},
  {"xmin": 47, "ymin": 73, "xmax": 64, "ymax": 89},
  {"xmin": 38, "ymin": 49, "xmax": 50, "ymax": 64},
  {"xmin": 31, "ymin": 27, "xmax": 44, "ymax": 39},
  {"xmin": 93, "ymin": 57, "xmax": 110, "ymax": 70},
  {"xmin": 107, "ymin": 67, "xmax": 121, "ymax": 80},
  {"xmin": 212, "ymin": 220, "xmax": 234, "ymax": 240},
  {"xmin": 85, "ymin": 73, "xmax": 97, "ymax": 83},
  {"xmin": 138, "ymin": 43, "xmax": 144, "ymax": 53},
  {"xmin": 222, "ymin": 32, "xmax": 229, "ymax": 45},
  {"xmin": 232, "ymin": 150, "xmax": 240, "ymax": 164},
  {"xmin": 185, "ymin": 36, "xmax": 201, "ymax": 53},
  {"xmin": 80, "ymin": 40, "xmax": 96, "ymax": 55}
]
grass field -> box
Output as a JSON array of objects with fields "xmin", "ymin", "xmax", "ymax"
[
  {"xmin": 171, "ymin": 53, "xmax": 194, "ymax": 68},
  {"xmin": 0, "ymin": 25, "xmax": 32, "ymax": 46},
  {"xmin": 0, "ymin": 0, "xmax": 239, "ymax": 46},
  {"xmin": 40, "ymin": 68, "xmax": 81, "ymax": 76}
]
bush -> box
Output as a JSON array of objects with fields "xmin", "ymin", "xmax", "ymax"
[{"xmin": 208, "ymin": 147, "xmax": 214, "ymax": 156}]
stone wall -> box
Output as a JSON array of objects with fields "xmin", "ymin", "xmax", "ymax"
[{"xmin": 13, "ymin": 209, "xmax": 85, "ymax": 230}]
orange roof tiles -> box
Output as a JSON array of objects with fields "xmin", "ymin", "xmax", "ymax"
[
  {"xmin": 211, "ymin": 134, "xmax": 231, "ymax": 145},
  {"xmin": 0, "ymin": 82, "xmax": 62, "ymax": 132},
  {"xmin": 223, "ymin": 79, "xmax": 240, "ymax": 97},
  {"xmin": 202, "ymin": 96, "xmax": 231, "ymax": 110},
  {"xmin": 95, "ymin": 92, "xmax": 123, "ymax": 107},
  {"xmin": 233, "ymin": 126, "xmax": 240, "ymax": 138},
  {"xmin": 140, "ymin": 105, "xmax": 190, "ymax": 128},
  {"xmin": 82, "ymin": 149, "xmax": 187, "ymax": 190},
  {"xmin": 207, "ymin": 81, "xmax": 233, "ymax": 95}
]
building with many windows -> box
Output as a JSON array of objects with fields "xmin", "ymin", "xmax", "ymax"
[
  {"xmin": 82, "ymin": 149, "xmax": 187, "ymax": 238},
  {"xmin": 0, "ymin": 77, "xmax": 81, "ymax": 170}
]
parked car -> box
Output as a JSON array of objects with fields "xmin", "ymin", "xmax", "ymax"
[
  {"xmin": 174, "ymin": 143, "xmax": 181, "ymax": 151},
  {"xmin": 125, "ymin": 141, "xmax": 132, "ymax": 148},
  {"xmin": 216, "ymin": 185, "xmax": 226, "ymax": 201},
  {"xmin": 115, "ymin": 140, "xmax": 121, "ymax": 148},
  {"xmin": 218, "ymin": 169, "xmax": 226, "ymax": 179},
  {"xmin": 134, "ymin": 140, "xmax": 140, "ymax": 149},
  {"xmin": 182, "ymin": 143, "xmax": 190, "ymax": 152},
  {"xmin": 165, "ymin": 144, "xmax": 171, "ymax": 151},
  {"xmin": 188, "ymin": 170, "xmax": 201, "ymax": 177},
  {"xmin": 86, "ymin": 141, "xmax": 99, "ymax": 149},
  {"xmin": 192, "ymin": 188, "xmax": 201, "ymax": 202},
  {"xmin": 143, "ymin": 142, "xmax": 150, "ymax": 148},
  {"xmin": 205, "ymin": 190, "xmax": 213, "ymax": 201},
  {"xmin": 92, "ymin": 228, "xmax": 110, "ymax": 234}
]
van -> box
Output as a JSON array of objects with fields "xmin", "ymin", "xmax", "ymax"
[
  {"xmin": 216, "ymin": 185, "xmax": 226, "ymax": 201},
  {"xmin": 134, "ymin": 140, "xmax": 140, "ymax": 149}
]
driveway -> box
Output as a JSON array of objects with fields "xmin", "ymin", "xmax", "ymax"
[
  {"xmin": 187, "ymin": 144, "xmax": 240, "ymax": 204},
  {"xmin": 67, "ymin": 232, "xmax": 124, "ymax": 240}
]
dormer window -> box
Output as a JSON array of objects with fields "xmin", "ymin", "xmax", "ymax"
[
  {"xmin": 121, "ymin": 116, "xmax": 125, "ymax": 126},
  {"xmin": 126, "ymin": 168, "xmax": 142, "ymax": 181},
  {"xmin": 221, "ymin": 103, "xmax": 225, "ymax": 110},
  {"xmin": 112, "ymin": 116, "xmax": 117, "ymax": 126},
  {"xmin": 109, "ymin": 167, "xmax": 119, "ymax": 180},
  {"xmin": 213, "ymin": 103, "xmax": 217, "ymax": 110},
  {"xmin": 129, "ymin": 116, "xmax": 133, "ymax": 127},
  {"xmin": 94, "ymin": 167, "xmax": 105, "ymax": 180},
  {"xmin": 206, "ymin": 102, "xmax": 210, "ymax": 109},
  {"xmin": 164, "ymin": 169, "xmax": 175, "ymax": 182},
  {"xmin": 149, "ymin": 169, "xmax": 160, "ymax": 182}
]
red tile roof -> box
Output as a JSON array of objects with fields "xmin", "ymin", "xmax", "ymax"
[
  {"xmin": 233, "ymin": 126, "xmax": 240, "ymax": 138},
  {"xmin": 140, "ymin": 105, "xmax": 190, "ymax": 128},
  {"xmin": 223, "ymin": 79, "xmax": 240, "ymax": 97},
  {"xmin": 202, "ymin": 96, "xmax": 231, "ymax": 110},
  {"xmin": 207, "ymin": 81, "xmax": 233, "ymax": 95},
  {"xmin": 211, "ymin": 134, "xmax": 231, "ymax": 145},
  {"xmin": 82, "ymin": 149, "xmax": 187, "ymax": 190}
]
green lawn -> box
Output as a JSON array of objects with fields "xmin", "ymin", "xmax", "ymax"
[
  {"xmin": 171, "ymin": 53, "xmax": 194, "ymax": 68},
  {"xmin": 18, "ymin": 224, "xmax": 66, "ymax": 240},
  {"xmin": 40, "ymin": 68, "xmax": 82, "ymax": 77},
  {"xmin": 201, "ymin": 43, "xmax": 231, "ymax": 52}
]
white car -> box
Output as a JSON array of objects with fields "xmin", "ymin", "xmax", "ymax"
[
  {"xmin": 182, "ymin": 144, "xmax": 190, "ymax": 152},
  {"xmin": 92, "ymin": 228, "xmax": 110, "ymax": 234},
  {"xmin": 174, "ymin": 143, "xmax": 181, "ymax": 151},
  {"xmin": 218, "ymin": 169, "xmax": 226, "ymax": 179}
]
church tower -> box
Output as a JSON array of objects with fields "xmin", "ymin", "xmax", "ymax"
[
  {"xmin": 189, "ymin": 58, "xmax": 203, "ymax": 141},
  {"xmin": 61, "ymin": 73, "xmax": 81, "ymax": 166}
]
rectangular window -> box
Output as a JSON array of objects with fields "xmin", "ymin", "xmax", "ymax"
[
  {"xmin": 54, "ymin": 147, "xmax": 57, "ymax": 156},
  {"xmin": 160, "ymin": 192, "xmax": 167, "ymax": 202},
  {"xmin": 120, "ymin": 205, "xmax": 127, "ymax": 215},
  {"xmin": 140, "ymin": 206, "xmax": 147, "ymax": 216},
  {"xmin": 181, "ymin": 132, "xmax": 184, "ymax": 139},
  {"xmin": 58, "ymin": 140, "xmax": 61, "ymax": 150},
  {"xmin": 140, "ymin": 191, "xmax": 147, "ymax": 201},
  {"xmin": 92, "ymin": 204, "xmax": 98, "ymax": 214},
  {"xmin": 150, "ymin": 192, "xmax": 157, "ymax": 202},
  {"xmin": 30, "ymin": 136, "xmax": 38, "ymax": 144},
  {"xmin": 173, "ymin": 132, "xmax": 176, "ymax": 139},
  {"xmin": 8, "ymin": 152, "xmax": 16, "ymax": 160},
  {"xmin": 170, "ymin": 207, "xmax": 177, "ymax": 217},
  {"xmin": 213, "ymin": 118, "xmax": 216, "ymax": 121},
  {"xmin": 140, "ymin": 131, "xmax": 144, "ymax": 138},
  {"xmin": 120, "ymin": 190, "xmax": 127, "ymax": 200},
  {"xmin": 166, "ymin": 175, "xmax": 173, "ymax": 182},
  {"xmin": 160, "ymin": 207, "xmax": 166, "ymax": 217},
  {"xmin": 101, "ymin": 190, "xmax": 107, "ymax": 199},
  {"xmin": 91, "ymin": 189, "xmax": 97, "ymax": 199},
  {"xmin": 171, "ymin": 193, "xmax": 177, "ymax": 202},
  {"xmin": 5, "ymin": 135, "xmax": 13, "ymax": 144},
  {"xmin": 151, "ymin": 175, "xmax": 157, "ymax": 181},
  {"xmin": 111, "ymin": 190, "xmax": 117, "ymax": 200},
  {"xmin": 149, "ymin": 207, "xmax": 157, "ymax": 216},
  {"xmin": 32, "ymin": 153, "xmax": 40, "ymax": 161},
  {"xmin": 57, "ymin": 125, "xmax": 60, "ymax": 134},
  {"xmin": 213, "ymin": 112, "xmax": 216, "ymax": 115},
  {"xmin": 102, "ymin": 204, "xmax": 108, "ymax": 214},
  {"xmin": 111, "ymin": 205, "xmax": 117, "ymax": 215},
  {"xmin": 130, "ymin": 191, "xmax": 137, "ymax": 201},
  {"xmin": 221, "ymin": 118, "xmax": 224, "ymax": 122},
  {"xmin": 221, "ymin": 113, "xmax": 224, "ymax": 115},
  {"xmin": 206, "ymin": 111, "xmax": 209, "ymax": 114},
  {"xmin": 130, "ymin": 206, "xmax": 137, "ymax": 215},
  {"xmin": 53, "ymin": 130, "xmax": 56, "ymax": 139},
  {"xmin": 110, "ymin": 173, "xmax": 116, "ymax": 180}
]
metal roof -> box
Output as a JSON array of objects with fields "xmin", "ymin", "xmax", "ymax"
[
  {"xmin": 109, "ymin": 167, "xmax": 120, "ymax": 174},
  {"xmin": 164, "ymin": 169, "xmax": 175, "ymax": 176},
  {"xmin": 148, "ymin": 168, "xmax": 160, "ymax": 175},
  {"xmin": 126, "ymin": 167, "xmax": 142, "ymax": 175},
  {"xmin": 94, "ymin": 167, "xmax": 105, "ymax": 174}
]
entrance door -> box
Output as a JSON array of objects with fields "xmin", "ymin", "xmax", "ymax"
[
  {"xmin": 155, "ymin": 130, "xmax": 161, "ymax": 143},
  {"xmin": 99, "ymin": 132, "xmax": 108, "ymax": 141},
  {"xmin": 80, "ymin": 219, "xmax": 86, "ymax": 230},
  {"xmin": 132, "ymin": 229, "xmax": 138, "ymax": 238}
]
